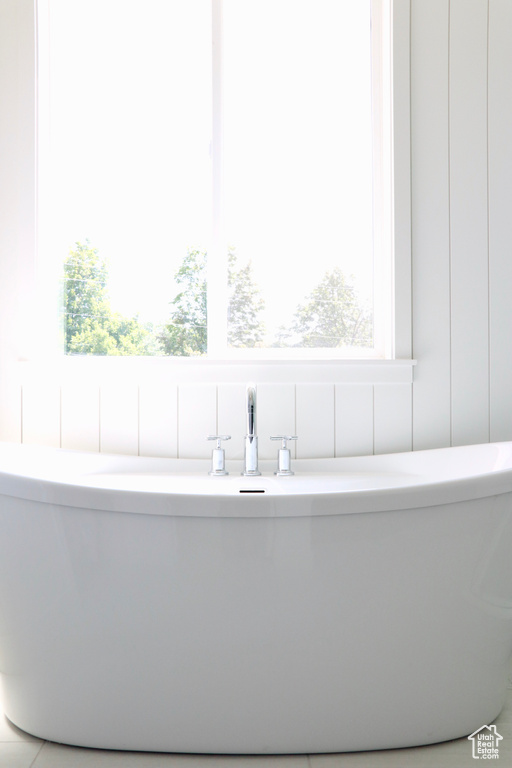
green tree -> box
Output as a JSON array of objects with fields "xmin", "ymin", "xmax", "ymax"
[
  {"xmin": 275, "ymin": 267, "xmax": 373, "ymax": 348},
  {"xmin": 158, "ymin": 247, "xmax": 266, "ymax": 355},
  {"xmin": 63, "ymin": 240, "xmax": 109, "ymax": 349},
  {"xmin": 158, "ymin": 247, "xmax": 208, "ymax": 356},
  {"xmin": 227, "ymin": 248, "xmax": 266, "ymax": 348},
  {"xmin": 66, "ymin": 312, "xmax": 158, "ymax": 356},
  {"xmin": 62, "ymin": 240, "xmax": 157, "ymax": 355}
]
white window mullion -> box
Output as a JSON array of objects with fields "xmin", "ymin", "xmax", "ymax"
[{"xmin": 208, "ymin": 0, "xmax": 228, "ymax": 357}]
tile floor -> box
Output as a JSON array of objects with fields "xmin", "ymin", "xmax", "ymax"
[{"xmin": 1, "ymin": 677, "xmax": 511, "ymax": 768}]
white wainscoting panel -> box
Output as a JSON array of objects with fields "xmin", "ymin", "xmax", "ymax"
[
  {"xmin": 335, "ymin": 384, "xmax": 374, "ymax": 457},
  {"xmin": 100, "ymin": 383, "xmax": 139, "ymax": 456},
  {"xmin": 488, "ymin": 0, "xmax": 512, "ymax": 442},
  {"xmin": 374, "ymin": 383, "xmax": 412, "ymax": 455},
  {"xmin": 61, "ymin": 382, "xmax": 99, "ymax": 452},
  {"xmin": 217, "ymin": 383, "xmax": 247, "ymax": 460},
  {"xmin": 10, "ymin": 375, "xmax": 418, "ymax": 460},
  {"xmin": 296, "ymin": 383, "xmax": 335, "ymax": 459},
  {"xmin": 410, "ymin": 0, "xmax": 452, "ymax": 451},
  {"xmin": 178, "ymin": 383, "xmax": 217, "ymax": 458},
  {"xmin": 258, "ymin": 383, "xmax": 296, "ymax": 461},
  {"xmin": 139, "ymin": 383, "xmax": 178, "ymax": 458},
  {"xmin": 449, "ymin": 0, "xmax": 490, "ymax": 446},
  {"xmin": 22, "ymin": 381, "xmax": 60, "ymax": 448}
]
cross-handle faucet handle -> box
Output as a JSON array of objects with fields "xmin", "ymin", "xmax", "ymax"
[
  {"xmin": 207, "ymin": 435, "xmax": 231, "ymax": 448},
  {"xmin": 207, "ymin": 435, "xmax": 231, "ymax": 475},
  {"xmin": 270, "ymin": 435, "xmax": 298, "ymax": 448},
  {"xmin": 270, "ymin": 435, "xmax": 298, "ymax": 476}
]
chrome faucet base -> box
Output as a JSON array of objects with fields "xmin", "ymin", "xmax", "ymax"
[
  {"xmin": 207, "ymin": 435, "xmax": 231, "ymax": 476},
  {"xmin": 243, "ymin": 385, "xmax": 260, "ymax": 476},
  {"xmin": 242, "ymin": 434, "xmax": 261, "ymax": 476},
  {"xmin": 270, "ymin": 435, "xmax": 298, "ymax": 477}
]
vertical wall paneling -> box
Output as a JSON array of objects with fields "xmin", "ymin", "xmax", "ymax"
[
  {"xmin": 0, "ymin": 1, "xmax": 37, "ymax": 369},
  {"xmin": 296, "ymin": 384, "xmax": 335, "ymax": 459},
  {"xmin": 335, "ymin": 384, "xmax": 374, "ymax": 457},
  {"xmin": 99, "ymin": 383, "xmax": 139, "ymax": 456},
  {"xmin": 61, "ymin": 383, "xmax": 99, "ymax": 452},
  {"xmin": 449, "ymin": 0, "xmax": 490, "ymax": 446},
  {"xmin": 374, "ymin": 383, "xmax": 412, "ymax": 455},
  {"xmin": 0, "ymin": 1, "xmax": 39, "ymax": 447},
  {"xmin": 488, "ymin": 0, "xmax": 512, "ymax": 441},
  {"xmin": 410, "ymin": 0, "xmax": 452, "ymax": 450},
  {"xmin": 217, "ymin": 383, "xmax": 247, "ymax": 460},
  {"xmin": 178, "ymin": 383, "xmax": 217, "ymax": 458},
  {"xmin": 22, "ymin": 381, "xmax": 61, "ymax": 447},
  {"xmin": 258, "ymin": 383, "xmax": 296, "ymax": 461},
  {"xmin": 139, "ymin": 383, "xmax": 178, "ymax": 458}
]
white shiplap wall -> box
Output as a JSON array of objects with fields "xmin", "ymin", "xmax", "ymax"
[
  {"xmin": 412, "ymin": 0, "xmax": 512, "ymax": 450},
  {"xmin": 2, "ymin": 0, "xmax": 512, "ymax": 459},
  {"xmin": 488, "ymin": 0, "xmax": 512, "ymax": 442},
  {"xmin": 13, "ymin": 372, "xmax": 413, "ymax": 460},
  {"xmin": 410, "ymin": 0, "xmax": 451, "ymax": 450}
]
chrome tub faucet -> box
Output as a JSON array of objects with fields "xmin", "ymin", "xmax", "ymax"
[{"xmin": 242, "ymin": 383, "xmax": 261, "ymax": 476}]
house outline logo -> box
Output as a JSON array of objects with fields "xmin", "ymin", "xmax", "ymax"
[{"xmin": 468, "ymin": 725, "xmax": 503, "ymax": 759}]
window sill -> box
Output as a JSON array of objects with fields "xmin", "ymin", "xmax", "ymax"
[{"xmin": 17, "ymin": 356, "xmax": 416, "ymax": 385}]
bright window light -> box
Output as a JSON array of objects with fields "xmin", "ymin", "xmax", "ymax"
[{"xmin": 38, "ymin": 0, "xmax": 391, "ymax": 358}]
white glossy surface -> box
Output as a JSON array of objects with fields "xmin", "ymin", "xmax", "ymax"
[
  {"xmin": 0, "ymin": 440, "xmax": 511, "ymax": 514},
  {"xmin": 5, "ymin": 681, "xmax": 512, "ymax": 768},
  {"xmin": 3, "ymin": 679, "xmax": 512, "ymax": 767},
  {"xmin": 0, "ymin": 442, "xmax": 511, "ymax": 753}
]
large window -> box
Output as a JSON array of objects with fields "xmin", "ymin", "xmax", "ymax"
[{"xmin": 38, "ymin": 0, "xmax": 392, "ymax": 359}]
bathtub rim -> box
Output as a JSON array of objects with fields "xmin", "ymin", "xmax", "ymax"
[{"xmin": 0, "ymin": 440, "xmax": 511, "ymax": 517}]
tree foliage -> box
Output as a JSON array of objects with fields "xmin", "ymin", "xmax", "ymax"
[
  {"xmin": 275, "ymin": 267, "xmax": 373, "ymax": 348},
  {"xmin": 63, "ymin": 242, "xmax": 372, "ymax": 356},
  {"xmin": 63, "ymin": 240, "xmax": 109, "ymax": 349},
  {"xmin": 158, "ymin": 247, "xmax": 266, "ymax": 355},
  {"xmin": 158, "ymin": 247, "xmax": 208, "ymax": 356},
  {"xmin": 62, "ymin": 240, "xmax": 157, "ymax": 355},
  {"xmin": 227, "ymin": 248, "xmax": 266, "ymax": 348}
]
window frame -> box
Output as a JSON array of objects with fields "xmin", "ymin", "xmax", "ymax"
[{"xmin": 0, "ymin": 0, "xmax": 412, "ymax": 388}]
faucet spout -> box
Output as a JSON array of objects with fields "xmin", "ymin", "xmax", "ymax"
[
  {"xmin": 246, "ymin": 384, "xmax": 256, "ymax": 437},
  {"xmin": 243, "ymin": 384, "xmax": 261, "ymax": 476}
]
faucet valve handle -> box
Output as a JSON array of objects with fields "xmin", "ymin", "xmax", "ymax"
[
  {"xmin": 270, "ymin": 435, "xmax": 298, "ymax": 476},
  {"xmin": 207, "ymin": 435, "xmax": 231, "ymax": 476}
]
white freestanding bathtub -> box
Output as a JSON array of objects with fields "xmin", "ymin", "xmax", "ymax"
[{"xmin": 0, "ymin": 440, "xmax": 512, "ymax": 754}]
